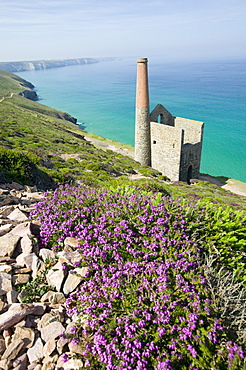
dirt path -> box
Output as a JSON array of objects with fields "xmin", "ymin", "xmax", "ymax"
[
  {"xmin": 0, "ymin": 92, "xmax": 14, "ymax": 103},
  {"xmin": 66, "ymin": 136, "xmax": 246, "ymax": 198},
  {"xmin": 84, "ymin": 135, "xmax": 134, "ymax": 158}
]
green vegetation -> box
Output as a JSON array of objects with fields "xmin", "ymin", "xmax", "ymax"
[
  {"xmin": 16, "ymin": 258, "xmax": 56, "ymax": 303},
  {"xmin": 2, "ymin": 69, "xmax": 245, "ymax": 368},
  {"xmin": 30, "ymin": 185, "xmax": 246, "ymax": 369},
  {"xmin": 0, "ymin": 69, "xmax": 245, "ymax": 210}
]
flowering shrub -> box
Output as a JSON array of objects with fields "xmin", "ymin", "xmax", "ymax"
[{"xmin": 32, "ymin": 185, "xmax": 245, "ymax": 369}]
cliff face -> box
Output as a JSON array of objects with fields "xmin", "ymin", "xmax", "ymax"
[
  {"xmin": 18, "ymin": 89, "xmax": 39, "ymax": 101},
  {"xmin": 0, "ymin": 58, "xmax": 101, "ymax": 73}
]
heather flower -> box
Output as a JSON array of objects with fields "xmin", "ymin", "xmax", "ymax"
[
  {"xmin": 61, "ymin": 353, "xmax": 69, "ymax": 363},
  {"xmin": 31, "ymin": 185, "xmax": 245, "ymax": 370}
]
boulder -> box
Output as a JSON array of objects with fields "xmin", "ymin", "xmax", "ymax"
[
  {"xmin": 0, "ymin": 303, "xmax": 46, "ymax": 330},
  {"xmin": 0, "ymin": 233, "xmax": 21, "ymax": 257},
  {"xmin": 46, "ymin": 261, "xmax": 65, "ymax": 292},
  {"xmin": 43, "ymin": 338, "xmax": 56, "ymax": 358},
  {"xmin": 7, "ymin": 208, "xmax": 28, "ymax": 222},
  {"xmin": 41, "ymin": 322, "xmax": 65, "ymax": 342},
  {"xmin": 12, "ymin": 327, "xmax": 35, "ymax": 349},
  {"xmin": 27, "ymin": 338, "xmax": 44, "ymax": 363},
  {"xmin": 63, "ymin": 267, "xmax": 88, "ymax": 295},
  {"xmin": 1, "ymin": 338, "xmax": 24, "ymax": 361}
]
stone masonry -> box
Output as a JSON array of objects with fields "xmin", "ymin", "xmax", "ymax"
[
  {"xmin": 134, "ymin": 59, "xmax": 204, "ymax": 183},
  {"xmin": 134, "ymin": 58, "xmax": 151, "ymax": 167}
]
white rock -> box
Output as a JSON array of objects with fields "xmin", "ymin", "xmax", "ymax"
[
  {"xmin": 39, "ymin": 248, "xmax": 55, "ymax": 262},
  {"xmin": 7, "ymin": 208, "xmax": 28, "ymax": 221},
  {"xmin": 27, "ymin": 338, "xmax": 44, "ymax": 363},
  {"xmin": 43, "ymin": 338, "xmax": 56, "ymax": 358},
  {"xmin": 0, "ymin": 232, "xmax": 21, "ymax": 257},
  {"xmin": 20, "ymin": 234, "xmax": 33, "ymax": 254},
  {"xmin": 55, "ymin": 354, "xmax": 84, "ymax": 370},
  {"xmin": 63, "ymin": 267, "xmax": 88, "ymax": 295},
  {"xmin": 11, "ymin": 222, "xmax": 32, "ymax": 237},
  {"xmin": 46, "ymin": 261, "xmax": 65, "ymax": 292},
  {"xmin": 41, "ymin": 321, "xmax": 65, "ymax": 342},
  {"xmin": 57, "ymin": 250, "xmax": 81, "ymax": 264},
  {"xmin": 0, "ymin": 272, "xmax": 12, "ymax": 295},
  {"xmin": 16, "ymin": 252, "xmax": 29, "ymax": 267}
]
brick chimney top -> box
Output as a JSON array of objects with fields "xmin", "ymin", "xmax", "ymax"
[{"xmin": 137, "ymin": 58, "xmax": 148, "ymax": 63}]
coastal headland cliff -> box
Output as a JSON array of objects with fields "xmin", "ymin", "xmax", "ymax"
[{"xmin": 0, "ymin": 57, "xmax": 113, "ymax": 73}]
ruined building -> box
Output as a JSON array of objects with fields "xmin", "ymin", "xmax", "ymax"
[{"xmin": 134, "ymin": 58, "xmax": 204, "ymax": 183}]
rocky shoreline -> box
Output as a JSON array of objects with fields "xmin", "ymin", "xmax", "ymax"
[{"xmin": 0, "ymin": 183, "xmax": 85, "ymax": 370}]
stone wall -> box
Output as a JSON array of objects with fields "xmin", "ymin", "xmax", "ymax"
[
  {"xmin": 174, "ymin": 117, "xmax": 203, "ymax": 145},
  {"xmin": 148, "ymin": 111, "xmax": 204, "ymax": 182},
  {"xmin": 150, "ymin": 122, "xmax": 183, "ymax": 181},
  {"xmin": 179, "ymin": 142, "xmax": 203, "ymax": 182}
]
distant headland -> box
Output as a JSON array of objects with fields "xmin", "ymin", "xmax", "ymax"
[{"xmin": 0, "ymin": 57, "xmax": 115, "ymax": 73}]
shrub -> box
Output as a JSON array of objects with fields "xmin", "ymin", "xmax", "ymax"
[
  {"xmin": 0, "ymin": 148, "xmax": 40, "ymax": 184},
  {"xmin": 32, "ymin": 185, "xmax": 245, "ymax": 369}
]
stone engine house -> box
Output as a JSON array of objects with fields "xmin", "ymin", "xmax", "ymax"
[{"xmin": 134, "ymin": 58, "xmax": 204, "ymax": 183}]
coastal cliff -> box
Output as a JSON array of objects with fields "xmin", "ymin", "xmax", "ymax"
[{"xmin": 0, "ymin": 57, "xmax": 112, "ymax": 73}]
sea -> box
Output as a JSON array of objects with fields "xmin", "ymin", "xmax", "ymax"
[{"xmin": 17, "ymin": 57, "xmax": 246, "ymax": 183}]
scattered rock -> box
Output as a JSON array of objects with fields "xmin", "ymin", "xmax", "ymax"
[
  {"xmin": 27, "ymin": 338, "xmax": 44, "ymax": 363},
  {"xmin": 1, "ymin": 338, "xmax": 24, "ymax": 361},
  {"xmin": 0, "ymin": 233, "xmax": 21, "ymax": 257},
  {"xmin": 12, "ymin": 327, "xmax": 35, "ymax": 349},
  {"xmin": 41, "ymin": 322, "xmax": 65, "ymax": 343},
  {"xmin": 7, "ymin": 209, "xmax": 28, "ymax": 222},
  {"xmin": 63, "ymin": 267, "xmax": 88, "ymax": 295},
  {"xmin": 0, "ymin": 183, "xmax": 86, "ymax": 369},
  {"xmin": 46, "ymin": 262, "xmax": 65, "ymax": 292},
  {"xmin": 0, "ymin": 303, "xmax": 45, "ymax": 331},
  {"xmin": 0, "ymin": 273, "xmax": 12, "ymax": 296}
]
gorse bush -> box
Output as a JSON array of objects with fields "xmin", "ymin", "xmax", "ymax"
[
  {"xmin": 32, "ymin": 185, "xmax": 245, "ymax": 369},
  {"xmin": 0, "ymin": 148, "xmax": 40, "ymax": 184}
]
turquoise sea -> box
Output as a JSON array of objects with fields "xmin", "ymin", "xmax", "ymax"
[{"xmin": 18, "ymin": 57, "xmax": 246, "ymax": 182}]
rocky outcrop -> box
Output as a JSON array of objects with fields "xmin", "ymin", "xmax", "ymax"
[
  {"xmin": 18, "ymin": 90, "xmax": 38, "ymax": 101},
  {"xmin": 0, "ymin": 182, "xmax": 85, "ymax": 369}
]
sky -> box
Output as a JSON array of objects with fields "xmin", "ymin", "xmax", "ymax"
[{"xmin": 1, "ymin": 0, "xmax": 246, "ymax": 62}]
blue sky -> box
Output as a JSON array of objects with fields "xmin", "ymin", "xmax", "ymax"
[{"xmin": 1, "ymin": 0, "xmax": 246, "ymax": 62}]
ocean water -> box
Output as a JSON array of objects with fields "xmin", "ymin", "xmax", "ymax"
[{"xmin": 18, "ymin": 58, "xmax": 246, "ymax": 182}]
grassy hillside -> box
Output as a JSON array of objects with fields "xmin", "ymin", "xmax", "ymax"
[
  {"xmin": 1, "ymin": 69, "xmax": 246, "ymax": 368},
  {"xmin": 0, "ymin": 69, "xmax": 245, "ymax": 209}
]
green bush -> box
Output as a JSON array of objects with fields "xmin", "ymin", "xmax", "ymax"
[{"xmin": 0, "ymin": 148, "xmax": 40, "ymax": 184}]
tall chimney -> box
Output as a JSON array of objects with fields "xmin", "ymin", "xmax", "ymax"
[{"xmin": 134, "ymin": 58, "xmax": 151, "ymax": 166}]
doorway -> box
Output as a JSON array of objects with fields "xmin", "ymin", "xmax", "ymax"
[{"xmin": 187, "ymin": 165, "xmax": 193, "ymax": 185}]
